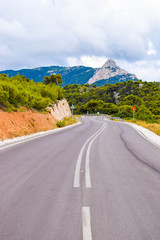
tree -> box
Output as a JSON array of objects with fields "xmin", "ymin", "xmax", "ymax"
[
  {"xmin": 43, "ymin": 76, "xmax": 50, "ymax": 85},
  {"xmin": 55, "ymin": 74, "xmax": 63, "ymax": 86},
  {"xmin": 117, "ymin": 105, "xmax": 132, "ymax": 118},
  {"xmin": 119, "ymin": 94, "xmax": 143, "ymax": 106},
  {"xmin": 83, "ymin": 99, "xmax": 105, "ymax": 113},
  {"xmin": 104, "ymin": 103, "xmax": 118, "ymax": 114},
  {"xmin": 136, "ymin": 105, "xmax": 153, "ymax": 122},
  {"xmin": 43, "ymin": 74, "xmax": 63, "ymax": 86}
]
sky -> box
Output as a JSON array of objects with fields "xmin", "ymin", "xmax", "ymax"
[{"xmin": 0, "ymin": 0, "xmax": 160, "ymax": 81}]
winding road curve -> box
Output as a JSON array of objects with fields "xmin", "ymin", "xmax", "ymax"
[{"xmin": 0, "ymin": 116, "xmax": 160, "ymax": 240}]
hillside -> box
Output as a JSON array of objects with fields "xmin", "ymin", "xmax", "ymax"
[
  {"xmin": 0, "ymin": 73, "xmax": 72, "ymax": 140},
  {"xmin": 0, "ymin": 74, "xmax": 73, "ymax": 140},
  {"xmin": 63, "ymin": 80, "xmax": 160, "ymax": 122},
  {"xmin": 0, "ymin": 59, "xmax": 138, "ymax": 86},
  {"xmin": 0, "ymin": 99, "xmax": 71, "ymax": 140},
  {"xmin": 0, "ymin": 73, "xmax": 64, "ymax": 111},
  {"xmin": 0, "ymin": 66, "xmax": 96, "ymax": 86}
]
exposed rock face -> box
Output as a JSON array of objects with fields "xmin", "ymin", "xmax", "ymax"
[
  {"xmin": 88, "ymin": 59, "xmax": 137, "ymax": 84},
  {"xmin": 49, "ymin": 99, "xmax": 71, "ymax": 121}
]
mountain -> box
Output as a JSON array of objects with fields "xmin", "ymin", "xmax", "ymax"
[
  {"xmin": 0, "ymin": 66, "xmax": 96, "ymax": 86},
  {"xmin": 0, "ymin": 59, "xmax": 138, "ymax": 86},
  {"xmin": 88, "ymin": 59, "xmax": 137, "ymax": 85}
]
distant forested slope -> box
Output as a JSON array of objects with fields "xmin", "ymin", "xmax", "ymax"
[
  {"xmin": 63, "ymin": 80, "xmax": 160, "ymax": 122},
  {"xmin": 0, "ymin": 66, "xmax": 96, "ymax": 86},
  {"xmin": 0, "ymin": 63, "xmax": 138, "ymax": 87}
]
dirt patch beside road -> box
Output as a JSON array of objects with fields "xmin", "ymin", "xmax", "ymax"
[
  {"xmin": 0, "ymin": 99, "xmax": 72, "ymax": 141},
  {"xmin": 0, "ymin": 111, "xmax": 57, "ymax": 140}
]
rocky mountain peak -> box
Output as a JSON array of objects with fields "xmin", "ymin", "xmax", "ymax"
[
  {"xmin": 102, "ymin": 59, "xmax": 117, "ymax": 68},
  {"xmin": 88, "ymin": 59, "xmax": 137, "ymax": 85}
]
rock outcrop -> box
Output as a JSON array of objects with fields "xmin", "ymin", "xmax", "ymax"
[
  {"xmin": 49, "ymin": 99, "xmax": 71, "ymax": 121},
  {"xmin": 88, "ymin": 59, "xmax": 137, "ymax": 85}
]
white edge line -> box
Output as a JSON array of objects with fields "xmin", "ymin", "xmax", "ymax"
[
  {"xmin": 73, "ymin": 123, "xmax": 106, "ymax": 188},
  {"xmin": 120, "ymin": 122, "xmax": 160, "ymax": 149},
  {"xmin": 82, "ymin": 207, "xmax": 92, "ymax": 240},
  {"xmin": 0, "ymin": 121, "xmax": 82, "ymax": 151},
  {"xmin": 85, "ymin": 123, "xmax": 106, "ymax": 188}
]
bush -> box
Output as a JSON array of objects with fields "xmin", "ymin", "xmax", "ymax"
[
  {"xmin": 104, "ymin": 103, "xmax": 118, "ymax": 114},
  {"xmin": 0, "ymin": 74, "xmax": 64, "ymax": 111},
  {"xmin": 117, "ymin": 105, "xmax": 132, "ymax": 118},
  {"xmin": 56, "ymin": 120, "xmax": 66, "ymax": 128}
]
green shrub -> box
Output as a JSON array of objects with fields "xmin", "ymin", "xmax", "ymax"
[
  {"xmin": 0, "ymin": 74, "xmax": 64, "ymax": 111},
  {"xmin": 117, "ymin": 105, "xmax": 132, "ymax": 118},
  {"xmin": 56, "ymin": 120, "xmax": 66, "ymax": 128},
  {"xmin": 105, "ymin": 103, "xmax": 118, "ymax": 114}
]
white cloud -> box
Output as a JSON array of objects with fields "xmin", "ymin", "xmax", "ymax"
[
  {"xmin": 0, "ymin": 18, "xmax": 28, "ymax": 39},
  {"xmin": 0, "ymin": 44, "xmax": 13, "ymax": 57},
  {"xmin": 41, "ymin": 0, "xmax": 53, "ymax": 5},
  {"xmin": 117, "ymin": 59, "xmax": 160, "ymax": 82},
  {"xmin": 0, "ymin": 0, "xmax": 160, "ymax": 81},
  {"xmin": 67, "ymin": 56, "xmax": 107, "ymax": 67},
  {"xmin": 147, "ymin": 40, "xmax": 157, "ymax": 55}
]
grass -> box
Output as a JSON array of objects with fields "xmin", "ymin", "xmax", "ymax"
[
  {"xmin": 126, "ymin": 119, "xmax": 160, "ymax": 136},
  {"xmin": 64, "ymin": 115, "xmax": 79, "ymax": 125},
  {"xmin": 56, "ymin": 115, "xmax": 80, "ymax": 128}
]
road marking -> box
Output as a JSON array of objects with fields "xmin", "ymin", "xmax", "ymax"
[
  {"xmin": 0, "ymin": 122, "xmax": 82, "ymax": 151},
  {"xmin": 120, "ymin": 122, "xmax": 160, "ymax": 149},
  {"xmin": 0, "ymin": 135, "xmax": 46, "ymax": 151},
  {"xmin": 82, "ymin": 207, "xmax": 92, "ymax": 240},
  {"xmin": 74, "ymin": 123, "xmax": 106, "ymax": 188},
  {"xmin": 85, "ymin": 123, "xmax": 106, "ymax": 188}
]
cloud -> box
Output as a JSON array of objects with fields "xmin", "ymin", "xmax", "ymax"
[
  {"xmin": 0, "ymin": 44, "xmax": 14, "ymax": 58},
  {"xmin": 67, "ymin": 56, "xmax": 107, "ymax": 68},
  {"xmin": 0, "ymin": 0, "xmax": 160, "ymax": 81},
  {"xmin": 0, "ymin": 18, "xmax": 28, "ymax": 39},
  {"xmin": 117, "ymin": 59, "xmax": 160, "ymax": 82},
  {"xmin": 147, "ymin": 40, "xmax": 157, "ymax": 56}
]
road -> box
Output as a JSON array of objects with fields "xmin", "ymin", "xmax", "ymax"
[{"xmin": 0, "ymin": 116, "xmax": 160, "ymax": 240}]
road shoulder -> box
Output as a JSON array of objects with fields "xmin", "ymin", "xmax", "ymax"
[
  {"xmin": 123, "ymin": 122, "xmax": 160, "ymax": 148},
  {"xmin": 0, "ymin": 121, "xmax": 82, "ymax": 149}
]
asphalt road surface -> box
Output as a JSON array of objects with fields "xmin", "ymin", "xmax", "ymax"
[{"xmin": 0, "ymin": 116, "xmax": 160, "ymax": 240}]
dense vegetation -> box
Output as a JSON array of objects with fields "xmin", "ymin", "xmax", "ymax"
[
  {"xmin": 0, "ymin": 73, "xmax": 64, "ymax": 111},
  {"xmin": 63, "ymin": 80, "xmax": 160, "ymax": 122},
  {"xmin": 1, "ymin": 71, "xmax": 160, "ymax": 123}
]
